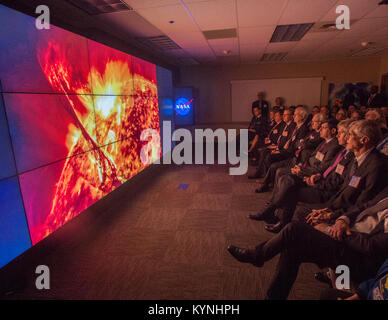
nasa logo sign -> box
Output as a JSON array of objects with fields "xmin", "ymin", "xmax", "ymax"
[{"xmin": 175, "ymin": 97, "xmax": 192, "ymax": 116}]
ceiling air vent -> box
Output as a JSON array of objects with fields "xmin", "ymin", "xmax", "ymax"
[
  {"xmin": 310, "ymin": 20, "xmax": 358, "ymax": 33},
  {"xmin": 350, "ymin": 45, "xmax": 388, "ymax": 57},
  {"xmin": 270, "ymin": 23, "xmax": 314, "ymax": 42},
  {"xmin": 176, "ymin": 57, "xmax": 199, "ymax": 66},
  {"xmin": 136, "ymin": 36, "xmax": 181, "ymax": 51},
  {"xmin": 203, "ymin": 28, "xmax": 237, "ymax": 40},
  {"xmin": 66, "ymin": 0, "xmax": 133, "ymax": 15},
  {"xmin": 260, "ymin": 52, "xmax": 288, "ymax": 62}
]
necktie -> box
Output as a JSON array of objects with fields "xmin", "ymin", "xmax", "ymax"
[
  {"xmin": 277, "ymin": 123, "xmax": 288, "ymax": 145},
  {"xmin": 348, "ymin": 160, "xmax": 358, "ymax": 179},
  {"xmin": 323, "ymin": 148, "xmax": 346, "ymax": 179},
  {"xmin": 302, "ymin": 141, "xmax": 326, "ymax": 168}
]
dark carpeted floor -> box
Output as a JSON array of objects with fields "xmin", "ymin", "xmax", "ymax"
[{"xmin": 2, "ymin": 162, "xmax": 328, "ymax": 300}]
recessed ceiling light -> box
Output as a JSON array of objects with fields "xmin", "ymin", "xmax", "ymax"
[
  {"xmin": 222, "ymin": 50, "xmax": 231, "ymax": 55},
  {"xmin": 361, "ymin": 41, "xmax": 373, "ymax": 47},
  {"xmin": 320, "ymin": 23, "xmax": 337, "ymax": 30}
]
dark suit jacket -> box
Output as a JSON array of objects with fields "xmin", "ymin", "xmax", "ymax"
[
  {"xmin": 343, "ymin": 186, "xmax": 388, "ymax": 225},
  {"xmin": 296, "ymin": 130, "xmax": 324, "ymax": 165},
  {"xmin": 331, "ymin": 149, "xmax": 388, "ymax": 216},
  {"xmin": 252, "ymin": 99, "xmax": 270, "ymax": 121},
  {"xmin": 368, "ymin": 93, "xmax": 385, "ymax": 108},
  {"xmin": 267, "ymin": 121, "xmax": 286, "ymax": 145},
  {"xmin": 302, "ymin": 138, "xmax": 342, "ymax": 176},
  {"xmin": 249, "ymin": 115, "xmax": 269, "ymax": 140},
  {"xmin": 277, "ymin": 121, "xmax": 296, "ymax": 149},
  {"xmin": 280, "ymin": 122, "xmax": 309, "ymax": 156},
  {"xmin": 341, "ymin": 187, "xmax": 388, "ymax": 260},
  {"xmin": 301, "ymin": 130, "xmax": 323, "ymax": 152},
  {"xmin": 316, "ymin": 150, "xmax": 354, "ymax": 192}
]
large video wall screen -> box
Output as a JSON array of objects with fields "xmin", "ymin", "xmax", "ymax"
[{"xmin": 0, "ymin": 4, "xmax": 172, "ymax": 268}]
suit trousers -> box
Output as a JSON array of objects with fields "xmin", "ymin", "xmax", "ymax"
[{"xmin": 255, "ymin": 222, "xmax": 378, "ymax": 300}]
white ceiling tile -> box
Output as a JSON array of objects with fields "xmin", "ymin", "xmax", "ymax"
[
  {"xmin": 336, "ymin": 17, "xmax": 388, "ymax": 39},
  {"xmin": 96, "ymin": 11, "xmax": 163, "ymax": 38},
  {"xmin": 320, "ymin": 0, "xmax": 380, "ymax": 21},
  {"xmin": 365, "ymin": 2, "xmax": 388, "ymax": 18},
  {"xmin": 237, "ymin": 0, "xmax": 288, "ymax": 27},
  {"xmin": 279, "ymin": 0, "xmax": 338, "ymax": 25},
  {"xmin": 238, "ymin": 26, "xmax": 275, "ymax": 45},
  {"xmin": 302, "ymin": 31, "xmax": 341, "ymax": 42},
  {"xmin": 208, "ymin": 38, "xmax": 239, "ymax": 55},
  {"xmin": 216, "ymin": 55, "xmax": 240, "ymax": 64},
  {"xmin": 166, "ymin": 31, "xmax": 208, "ymax": 48},
  {"xmin": 185, "ymin": 0, "xmax": 237, "ymax": 31},
  {"xmin": 240, "ymin": 44, "xmax": 266, "ymax": 55},
  {"xmin": 136, "ymin": 4, "xmax": 199, "ymax": 33},
  {"xmin": 123, "ymin": 0, "xmax": 181, "ymax": 10},
  {"xmin": 164, "ymin": 49, "xmax": 191, "ymax": 57},
  {"xmin": 186, "ymin": 46, "xmax": 216, "ymax": 58},
  {"xmin": 240, "ymin": 47, "xmax": 264, "ymax": 63},
  {"xmin": 264, "ymin": 42, "xmax": 298, "ymax": 53}
]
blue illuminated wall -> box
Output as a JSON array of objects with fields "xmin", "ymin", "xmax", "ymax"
[
  {"xmin": 0, "ymin": 4, "xmax": 174, "ymax": 269},
  {"xmin": 156, "ymin": 66, "xmax": 175, "ymax": 154},
  {"xmin": 174, "ymin": 87, "xmax": 195, "ymax": 126},
  {"xmin": 0, "ymin": 94, "xmax": 32, "ymax": 268}
]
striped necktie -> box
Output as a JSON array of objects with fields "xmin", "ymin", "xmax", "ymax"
[{"xmin": 323, "ymin": 148, "xmax": 347, "ymax": 179}]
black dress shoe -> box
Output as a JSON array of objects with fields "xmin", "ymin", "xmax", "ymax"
[
  {"xmin": 314, "ymin": 271, "xmax": 332, "ymax": 287},
  {"xmin": 248, "ymin": 205, "xmax": 277, "ymax": 223},
  {"xmin": 248, "ymin": 213, "xmax": 266, "ymax": 221},
  {"xmin": 255, "ymin": 184, "xmax": 269, "ymax": 193},
  {"xmin": 264, "ymin": 222, "xmax": 283, "ymax": 233},
  {"xmin": 227, "ymin": 245, "xmax": 263, "ymax": 267},
  {"xmin": 248, "ymin": 174, "xmax": 261, "ymax": 179}
]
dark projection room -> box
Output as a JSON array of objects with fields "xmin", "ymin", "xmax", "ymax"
[{"xmin": 0, "ymin": 0, "xmax": 388, "ymax": 309}]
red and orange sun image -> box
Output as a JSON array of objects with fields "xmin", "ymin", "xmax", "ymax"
[{"xmin": 12, "ymin": 31, "xmax": 161, "ymax": 245}]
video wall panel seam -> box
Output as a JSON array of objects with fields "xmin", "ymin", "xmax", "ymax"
[
  {"xmin": 0, "ymin": 90, "xmax": 33, "ymax": 246},
  {"xmin": 2, "ymin": 92, "xmax": 98, "ymax": 174},
  {"xmin": 0, "ymin": 3, "xmax": 171, "ymax": 265}
]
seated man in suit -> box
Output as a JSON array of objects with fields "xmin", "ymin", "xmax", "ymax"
[
  {"xmin": 248, "ymin": 108, "xmax": 295, "ymax": 179},
  {"xmin": 250, "ymin": 109, "xmax": 285, "ymax": 165},
  {"xmin": 367, "ymin": 85, "xmax": 385, "ymax": 109},
  {"xmin": 268, "ymin": 116, "xmax": 336, "ymax": 191},
  {"xmin": 293, "ymin": 120, "xmax": 387, "ymax": 224},
  {"xmin": 252, "ymin": 91, "xmax": 270, "ymax": 121},
  {"xmin": 247, "ymin": 105, "xmax": 269, "ymax": 153},
  {"xmin": 227, "ymin": 186, "xmax": 388, "ymax": 300},
  {"xmin": 250, "ymin": 119, "xmax": 345, "ymax": 231},
  {"xmin": 252, "ymin": 107, "xmax": 309, "ymax": 191},
  {"xmin": 250, "ymin": 112, "xmax": 324, "ymax": 181},
  {"xmin": 256, "ymin": 117, "xmax": 340, "ymax": 194},
  {"xmin": 295, "ymin": 112, "xmax": 326, "ymax": 164},
  {"xmin": 365, "ymin": 108, "xmax": 388, "ymax": 137}
]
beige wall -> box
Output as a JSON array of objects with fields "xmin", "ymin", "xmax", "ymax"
[
  {"xmin": 179, "ymin": 57, "xmax": 381, "ymax": 124},
  {"xmin": 380, "ymin": 53, "xmax": 388, "ymax": 81}
]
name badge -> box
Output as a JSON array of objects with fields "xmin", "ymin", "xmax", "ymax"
[
  {"xmin": 335, "ymin": 164, "xmax": 345, "ymax": 175},
  {"xmin": 315, "ymin": 151, "xmax": 325, "ymax": 162},
  {"xmin": 349, "ymin": 176, "xmax": 361, "ymax": 188},
  {"xmin": 265, "ymin": 138, "xmax": 271, "ymax": 144},
  {"xmin": 273, "ymin": 129, "xmax": 278, "ymax": 134},
  {"xmin": 282, "ymin": 131, "xmax": 288, "ymax": 137}
]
